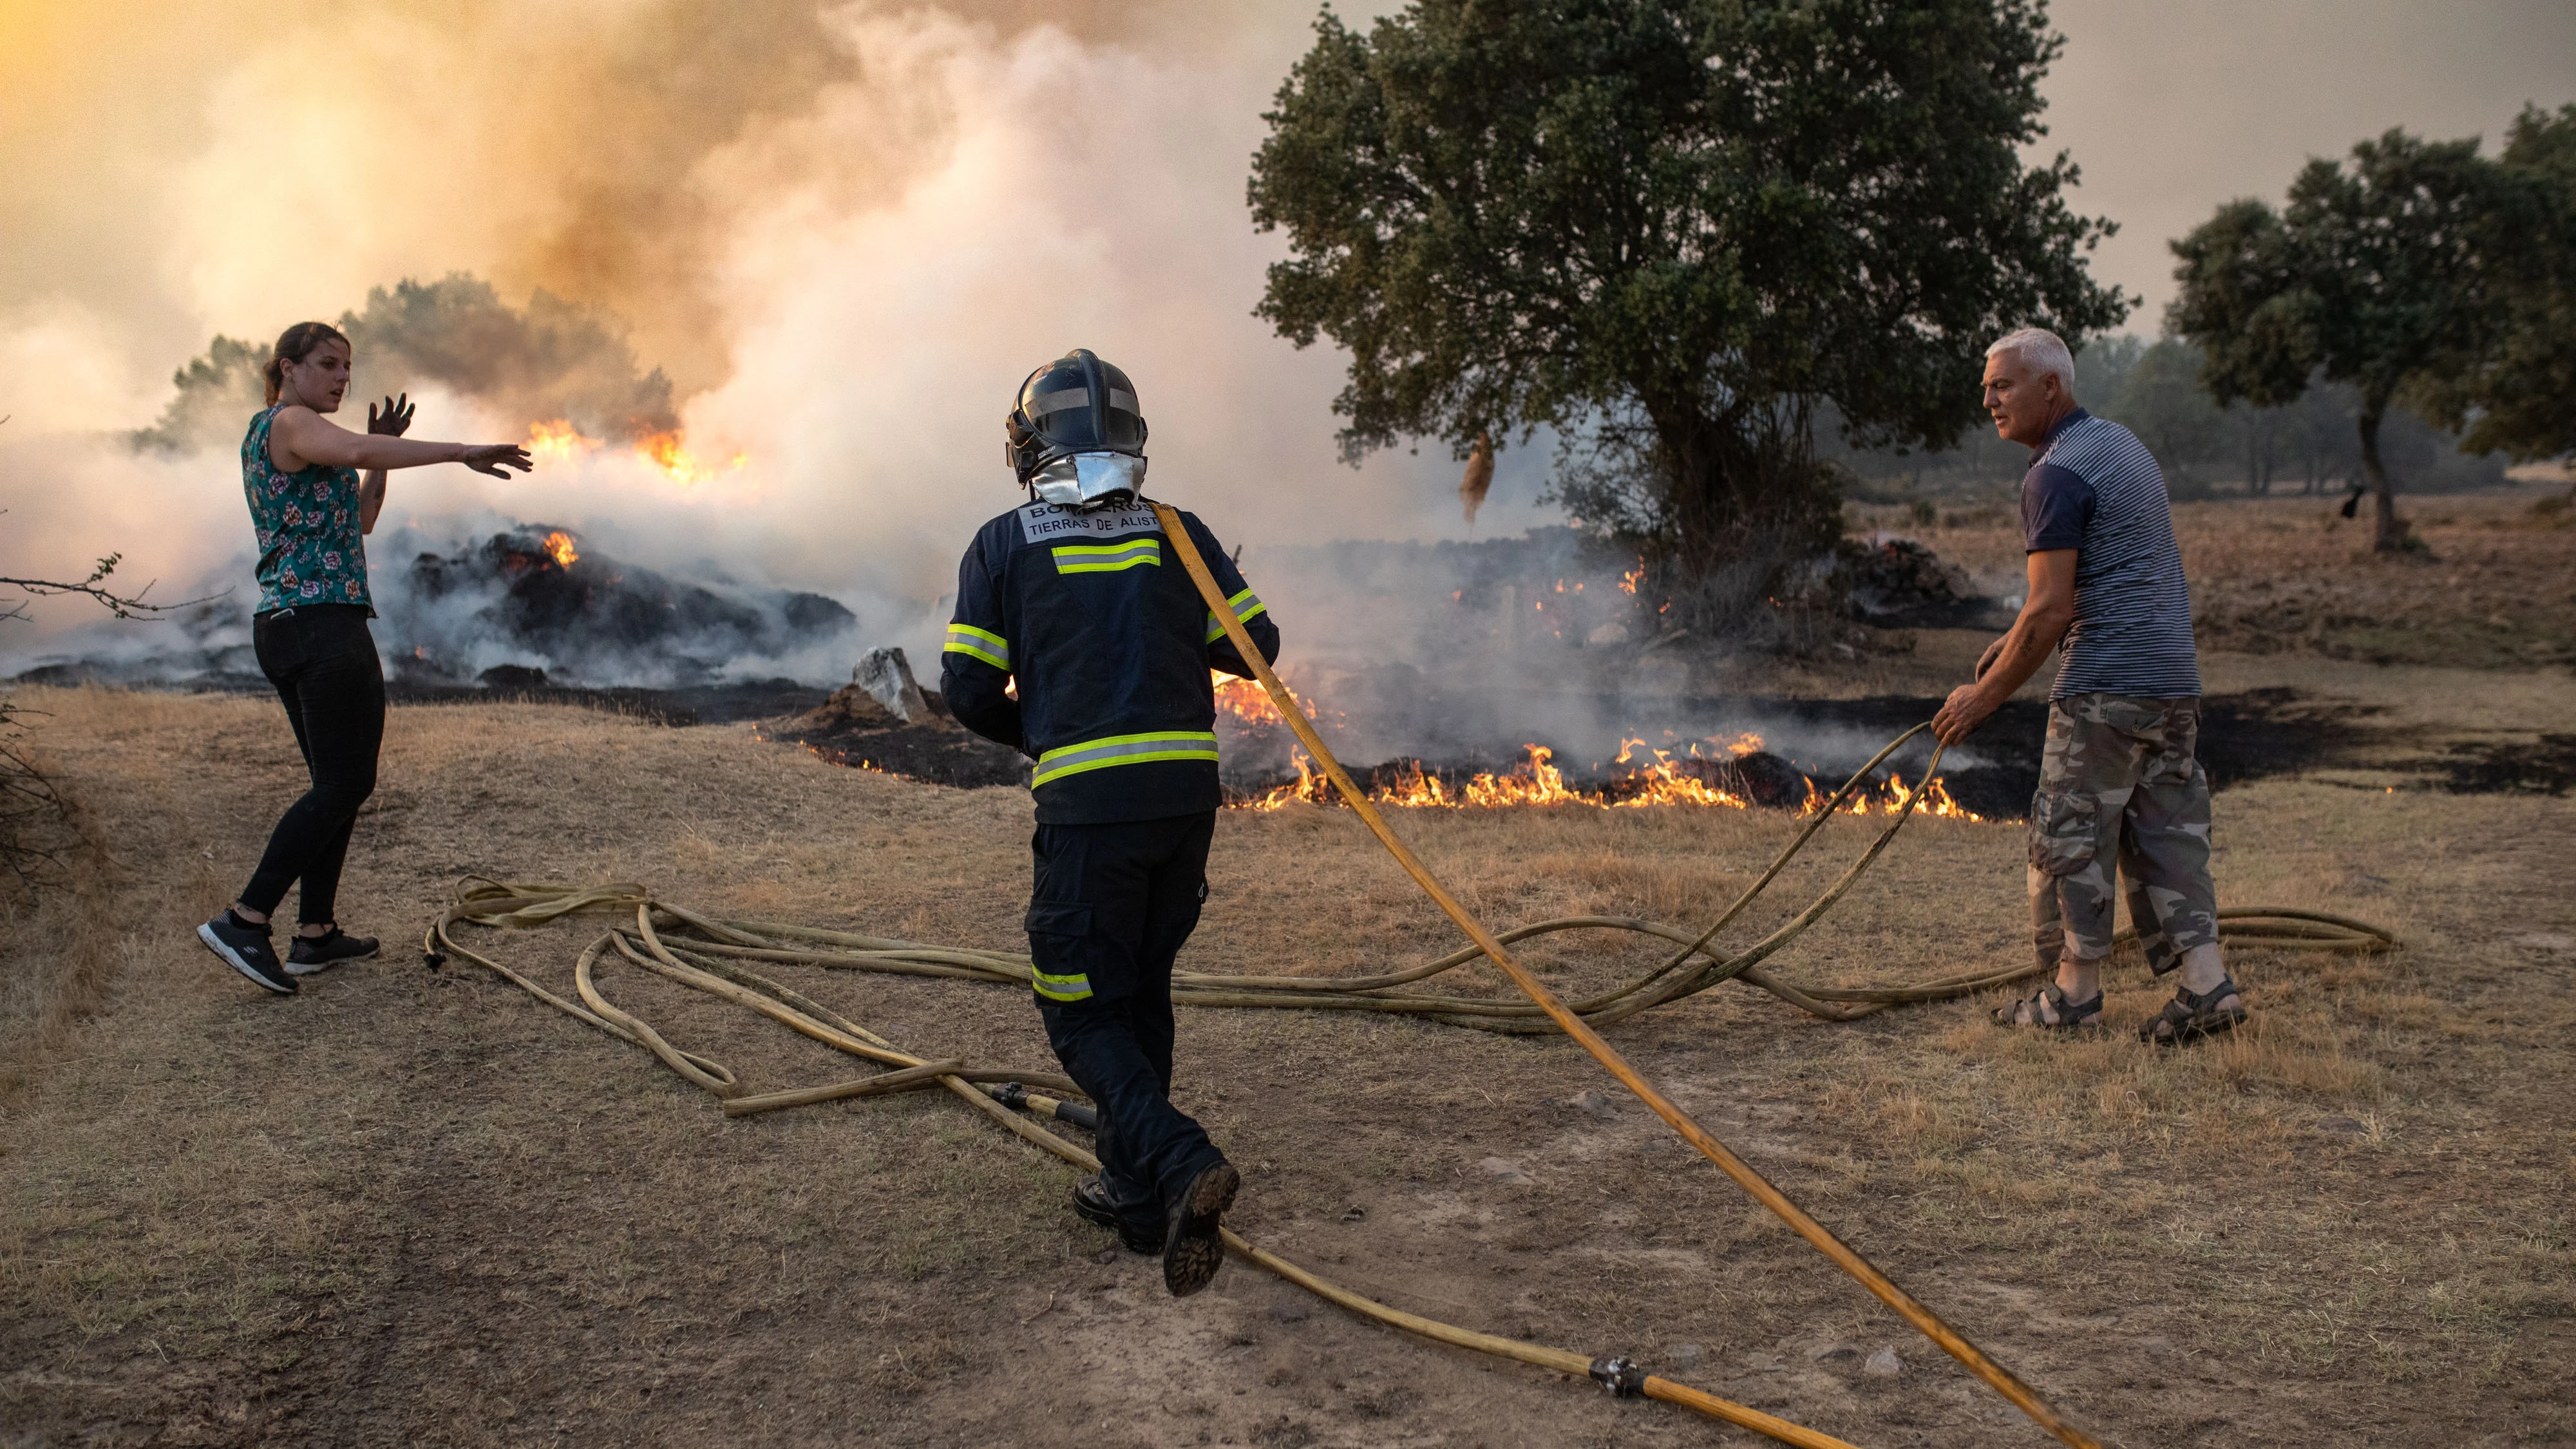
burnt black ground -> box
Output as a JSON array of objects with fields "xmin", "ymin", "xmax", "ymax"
[
  {"xmin": 18, "ymin": 671, "xmax": 2542, "ymax": 815},
  {"xmin": 777, "ymin": 721, "xmax": 1030, "ymax": 789},
  {"xmin": 2431, "ymin": 732, "xmax": 2576, "ymax": 795}
]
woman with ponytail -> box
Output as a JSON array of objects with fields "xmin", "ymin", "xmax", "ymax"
[{"xmin": 196, "ymin": 322, "xmax": 532, "ymax": 995}]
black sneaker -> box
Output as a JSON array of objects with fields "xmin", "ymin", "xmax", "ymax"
[
  {"xmin": 198, "ymin": 911, "xmax": 296, "ymax": 995},
  {"xmin": 1072, "ymin": 1176, "xmax": 1161, "ymax": 1255},
  {"xmin": 1161, "ymin": 1160, "xmax": 1238, "ymax": 1298},
  {"xmin": 287, "ymin": 926, "xmax": 379, "ymax": 975}
]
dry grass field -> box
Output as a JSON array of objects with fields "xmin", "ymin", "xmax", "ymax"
[
  {"xmin": 3, "ymin": 661, "xmax": 2572, "ymax": 1448},
  {"xmin": 5, "ymin": 488, "xmax": 2574, "ymax": 1448},
  {"xmin": 1873, "ymin": 484, "xmax": 2576, "ymax": 668}
]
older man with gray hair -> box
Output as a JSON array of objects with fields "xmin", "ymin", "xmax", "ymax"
[{"xmin": 1931, "ymin": 327, "xmax": 2242, "ymax": 1044}]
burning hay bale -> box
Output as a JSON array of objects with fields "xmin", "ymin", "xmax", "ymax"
[{"xmin": 395, "ymin": 526, "xmax": 855, "ymax": 687}]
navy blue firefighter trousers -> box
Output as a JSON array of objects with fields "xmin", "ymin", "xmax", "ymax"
[{"xmin": 1025, "ymin": 812, "xmax": 1228, "ymax": 1232}]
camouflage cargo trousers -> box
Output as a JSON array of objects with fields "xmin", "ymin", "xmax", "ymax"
[{"xmin": 2029, "ymin": 694, "xmax": 2221, "ymax": 976}]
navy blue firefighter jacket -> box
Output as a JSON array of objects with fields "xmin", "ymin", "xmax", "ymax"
[{"xmin": 940, "ymin": 498, "xmax": 1280, "ymax": 825}]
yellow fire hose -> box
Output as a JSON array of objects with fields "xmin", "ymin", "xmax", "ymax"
[
  {"xmin": 1155, "ymin": 502, "xmax": 2108, "ymax": 1447},
  {"xmin": 426, "ymin": 884, "xmax": 1867, "ymax": 1448},
  {"xmin": 418, "ymin": 497, "xmax": 2396, "ymax": 1446}
]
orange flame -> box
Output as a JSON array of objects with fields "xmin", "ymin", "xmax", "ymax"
[
  {"xmin": 542, "ymin": 531, "xmax": 579, "ymax": 568},
  {"xmin": 1212, "ymin": 670, "xmax": 1342, "ymax": 731},
  {"xmin": 1235, "ymin": 728, "xmax": 1982, "ymax": 820},
  {"xmin": 526, "ymin": 419, "xmax": 602, "ymax": 465},
  {"xmin": 1798, "ymin": 772, "xmax": 1983, "ymax": 821},
  {"xmin": 1218, "ymin": 674, "xmax": 1980, "ymax": 818},
  {"xmin": 636, "ymin": 430, "xmax": 748, "ymax": 486},
  {"xmin": 1213, "ymin": 672, "xmax": 1284, "ymax": 726}
]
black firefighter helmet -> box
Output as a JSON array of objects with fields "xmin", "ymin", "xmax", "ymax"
[{"xmin": 1005, "ymin": 348, "xmax": 1149, "ymax": 508}]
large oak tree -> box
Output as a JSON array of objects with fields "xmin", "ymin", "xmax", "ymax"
[
  {"xmin": 2168, "ymin": 129, "xmax": 2523, "ymax": 553},
  {"xmin": 1247, "ymin": 0, "xmax": 2126, "ymax": 605}
]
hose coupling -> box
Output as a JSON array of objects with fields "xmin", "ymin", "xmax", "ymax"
[
  {"xmin": 1588, "ymin": 1354, "xmax": 1646, "ymax": 1397},
  {"xmin": 992, "ymin": 1082, "xmax": 1031, "ymax": 1111}
]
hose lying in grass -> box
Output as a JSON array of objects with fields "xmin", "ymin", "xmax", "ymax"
[
  {"xmin": 423, "ymin": 778, "xmax": 2392, "ymax": 1449},
  {"xmin": 426, "ymin": 884, "xmax": 1870, "ymax": 1449},
  {"xmin": 427, "ymin": 869, "xmax": 2391, "ymax": 1447}
]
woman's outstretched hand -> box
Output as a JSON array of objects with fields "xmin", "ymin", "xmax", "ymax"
[
  {"xmin": 460, "ymin": 442, "xmax": 535, "ymax": 478},
  {"xmin": 367, "ymin": 394, "xmax": 414, "ymax": 437}
]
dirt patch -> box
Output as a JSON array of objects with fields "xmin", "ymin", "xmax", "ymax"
[{"xmin": 1851, "ymin": 486, "xmax": 2576, "ymax": 670}]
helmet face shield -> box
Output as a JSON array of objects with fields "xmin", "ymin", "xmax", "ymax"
[
  {"xmin": 1029, "ymin": 451, "xmax": 1147, "ymax": 510},
  {"xmin": 1007, "ymin": 348, "xmax": 1148, "ymax": 485}
]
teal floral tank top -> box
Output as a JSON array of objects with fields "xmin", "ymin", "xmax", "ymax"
[{"xmin": 241, "ymin": 405, "xmax": 372, "ymax": 614}]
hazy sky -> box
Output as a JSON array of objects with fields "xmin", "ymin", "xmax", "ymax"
[
  {"xmin": 2045, "ymin": 0, "xmax": 2576, "ymax": 323},
  {"xmin": 0, "ymin": 0, "xmax": 2569, "ymax": 659}
]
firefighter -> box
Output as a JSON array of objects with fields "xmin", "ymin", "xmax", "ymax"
[{"xmin": 940, "ymin": 349, "xmax": 1281, "ymax": 1297}]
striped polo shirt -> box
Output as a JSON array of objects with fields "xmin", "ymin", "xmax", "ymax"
[{"xmin": 2022, "ymin": 409, "xmax": 2201, "ymax": 700}]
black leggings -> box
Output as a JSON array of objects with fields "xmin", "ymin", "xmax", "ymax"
[{"xmin": 240, "ymin": 604, "xmax": 384, "ymax": 925}]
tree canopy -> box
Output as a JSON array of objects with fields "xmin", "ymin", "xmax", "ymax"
[
  {"xmin": 2410, "ymin": 104, "xmax": 2576, "ymax": 465},
  {"xmin": 2168, "ymin": 128, "xmax": 2524, "ymax": 551},
  {"xmin": 1247, "ymin": 0, "xmax": 2126, "ymax": 607}
]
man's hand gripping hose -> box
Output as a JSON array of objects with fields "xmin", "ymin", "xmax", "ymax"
[{"xmin": 1149, "ymin": 501, "xmax": 2112, "ymax": 1448}]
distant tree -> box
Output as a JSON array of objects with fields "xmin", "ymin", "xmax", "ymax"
[
  {"xmin": 2408, "ymin": 104, "xmax": 2576, "ymax": 465},
  {"xmin": 133, "ymin": 274, "xmax": 677, "ymax": 453},
  {"xmin": 2101, "ymin": 339, "xmax": 2228, "ymax": 497},
  {"xmin": 2070, "ymin": 334, "xmax": 2145, "ymax": 408},
  {"xmin": 2168, "ymin": 128, "xmax": 2517, "ymax": 551},
  {"xmin": 1248, "ymin": 0, "xmax": 2126, "ymax": 614}
]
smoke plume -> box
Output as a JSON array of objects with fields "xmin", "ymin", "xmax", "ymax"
[{"xmin": 3, "ymin": 3, "xmax": 1580, "ymax": 688}]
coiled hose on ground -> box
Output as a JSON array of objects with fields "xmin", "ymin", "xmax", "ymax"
[{"xmin": 422, "ymin": 502, "xmax": 2395, "ymax": 1446}]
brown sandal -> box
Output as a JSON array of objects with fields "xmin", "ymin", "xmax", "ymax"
[
  {"xmin": 2141, "ymin": 976, "xmax": 2246, "ymax": 1045},
  {"xmin": 1993, "ymin": 983, "xmax": 2103, "ymax": 1031}
]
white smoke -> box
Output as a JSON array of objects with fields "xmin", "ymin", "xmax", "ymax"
[{"xmin": 0, "ymin": 3, "xmax": 1566, "ymax": 686}]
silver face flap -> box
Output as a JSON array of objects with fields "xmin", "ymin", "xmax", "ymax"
[{"xmin": 1029, "ymin": 451, "xmax": 1148, "ymax": 510}]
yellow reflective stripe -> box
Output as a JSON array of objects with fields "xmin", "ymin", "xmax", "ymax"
[
  {"xmin": 943, "ymin": 623, "xmax": 1009, "ymax": 670},
  {"xmin": 1031, "ymin": 969, "xmax": 1092, "ymax": 1001},
  {"xmin": 1052, "ymin": 538, "xmax": 1162, "ymax": 574},
  {"xmin": 1205, "ymin": 587, "xmax": 1266, "ymax": 643},
  {"xmin": 1030, "ymin": 730, "xmax": 1221, "ymax": 787}
]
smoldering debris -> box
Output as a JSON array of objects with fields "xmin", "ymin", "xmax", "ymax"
[
  {"xmin": 396, "ymin": 526, "xmax": 853, "ymax": 687},
  {"xmin": 765, "ymin": 647, "xmax": 1028, "ymax": 788},
  {"xmin": 1840, "ymin": 535, "xmax": 1989, "ymax": 625}
]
